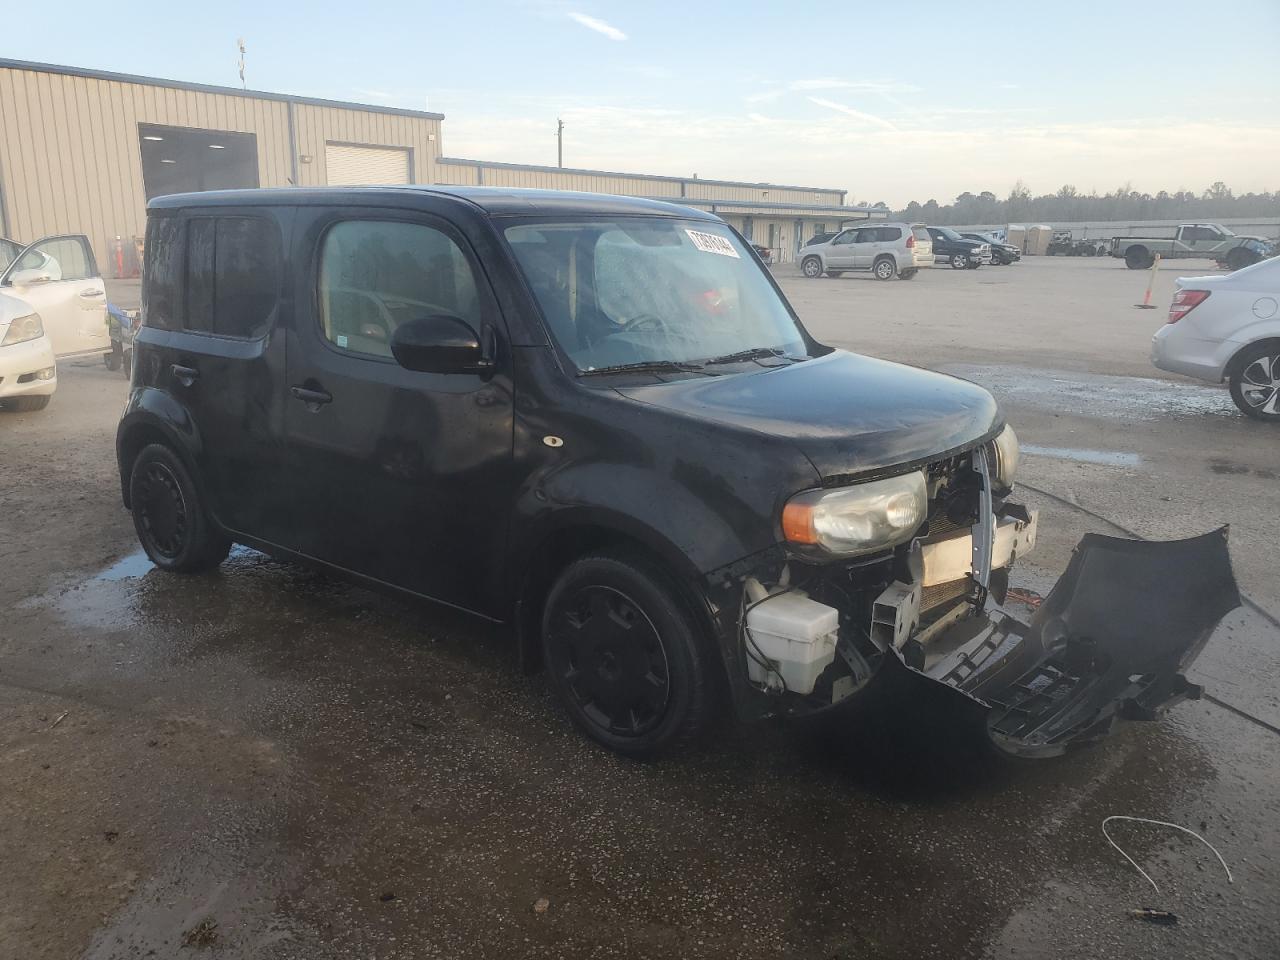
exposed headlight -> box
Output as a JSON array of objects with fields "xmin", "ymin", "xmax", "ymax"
[
  {"xmin": 991, "ymin": 424, "xmax": 1019, "ymax": 491},
  {"xmin": 1, "ymin": 312, "xmax": 44, "ymax": 347},
  {"xmin": 782, "ymin": 471, "xmax": 927, "ymax": 557}
]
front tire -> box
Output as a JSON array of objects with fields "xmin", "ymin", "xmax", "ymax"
[
  {"xmin": 1229, "ymin": 344, "xmax": 1280, "ymax": 421},
  {"xmin": 128, "ymin": 443, "xmax": 231, "ymax": 572},
  {"xmin": 872, "ymin": 257, "xmax": 897, "ymax": 280},
  {"xmin": 949, "ymin": 253, "xmax": 967, "ymax": 269},
  {"xmin": 801, "ymin": 256, "xmax": 823, "ymax": 279},
  {"xmin": 541, "ymin": 551, "xmax": 714, "ymax": 757}
]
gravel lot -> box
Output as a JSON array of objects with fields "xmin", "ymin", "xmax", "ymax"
[{"xmin": 1, "ymin": 255, "xmax": 1277, "ymax": 959}]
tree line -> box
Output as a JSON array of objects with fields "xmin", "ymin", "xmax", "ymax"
[{"xmin": 874, "ymin": 182, "xmax": 1280, "ymax": 225}]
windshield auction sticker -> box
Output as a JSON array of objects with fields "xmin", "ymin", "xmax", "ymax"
[{"xmin": 685, "ymin": 229, "xmax": 741, "ymax": 258}]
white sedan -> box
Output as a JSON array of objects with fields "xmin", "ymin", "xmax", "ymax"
[
  {"xmin": 0, "ymin": 234, "xmax": 108, "ymax": 359},
  {"xmin": 0, "ymin": 291, "xmax": 57, "ymax": 411},
  {"xmin": 1151, "ymin": 255, "xmax": 1280, "ymax": 421}
]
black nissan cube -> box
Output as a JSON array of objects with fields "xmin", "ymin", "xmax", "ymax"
[{"xmin": 117, "ymin": 186, "xmax": 1237, "ymax": 758}]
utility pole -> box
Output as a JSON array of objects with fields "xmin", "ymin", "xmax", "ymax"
[{"xmin": 556, "ymin": 118, "xmax": 564, "ymax": 168}]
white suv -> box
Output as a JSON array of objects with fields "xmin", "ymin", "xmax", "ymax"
[{"xmin": 799, "ymin": 223, "xmax": 933, "ymax": 281}]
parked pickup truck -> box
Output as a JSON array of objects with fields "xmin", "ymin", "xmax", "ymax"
[{"xmin": 1111, "ymin": 223, "xmax": 1273, "ymax": 271}]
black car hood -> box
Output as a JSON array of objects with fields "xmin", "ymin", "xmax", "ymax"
[{"xmin": 615, "ymin": 350, "xmax": 1001, "ymax": 480}]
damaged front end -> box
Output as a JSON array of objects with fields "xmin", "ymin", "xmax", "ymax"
[{"xmin": 707, "ymin": 438, "xmax": 1241, "ymax": 757}]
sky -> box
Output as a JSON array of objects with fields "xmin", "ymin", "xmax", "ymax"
[{"xmin": 5, "ymin": 0, "xmax": 1279, "ymax": 207}]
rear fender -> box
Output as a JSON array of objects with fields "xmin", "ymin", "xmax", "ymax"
[{"xmin": 115, "ymin": 386, "xmax": 205, "ymax": 508}]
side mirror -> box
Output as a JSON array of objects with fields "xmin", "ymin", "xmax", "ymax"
[
  {"xmin": 390, "ymin": 315, "xmax": 493, "ymax": 375},
  {"xmin": 8, "ymin": 268, "xmax": 53, "ymax": 287}
]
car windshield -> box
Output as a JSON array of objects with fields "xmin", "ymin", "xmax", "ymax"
[{"xmin": 505, "ymin": 218, "xmax": 808, "ymax": 372}]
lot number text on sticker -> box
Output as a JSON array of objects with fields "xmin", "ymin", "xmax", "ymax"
[{"xmin": 685, "ymin": 229, "xmax": 740, "ymax": 258}]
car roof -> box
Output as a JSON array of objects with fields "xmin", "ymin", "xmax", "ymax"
[{"xmin": 147, "ymin": 184, "xmax": 722, "ymax": 221}]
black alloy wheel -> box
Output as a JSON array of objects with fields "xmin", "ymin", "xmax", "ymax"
[
  {"xmin": 548, "ymin": 585, "xmax": 670, "ymax": 736},
  {"xmin": 128, "ymin": 443, "xmax": 232, "ymax": 572},
  {"xmin": 541, "ymin": 551, "xmax": 713, "ymax": 756},
  {"xmin": 133, "ymin": 459, "xmax": 189, "ymax": 559}
]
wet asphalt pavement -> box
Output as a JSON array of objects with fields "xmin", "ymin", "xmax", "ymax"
[{"xmin": 1, "ymin": 257, "xmax": 1278, "ymax": 958}]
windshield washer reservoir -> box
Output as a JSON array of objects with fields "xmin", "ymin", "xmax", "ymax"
[{"xmin": 746, "ymin": 592, "xmax": 839, "ymax": 694}]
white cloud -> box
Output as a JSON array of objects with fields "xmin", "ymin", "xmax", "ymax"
[
  {"xmin": 568, "ymin": 12, "xmax": 627, "ymax": 40},
  {"xmin": 806, "ymin": 97, "xmax": 899, "ymax": 131},
  {"xmin": 440, "ymin": 91, "xmax": 1280, "ymax": 208},
  {"xmin": 789, "ymin": 78, "xmax": 920, "ymax": 94}
]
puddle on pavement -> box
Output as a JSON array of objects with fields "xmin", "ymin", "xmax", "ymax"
[
  {"xmin": 1021, "ymin": 444, "xmax": 1142, "ymax": 467},
  {"xmin": 941, "ymin": 363, "xmax": 1237, "ymax": 421},
  {"xmin": 94, "ymin": 551, "xmax": 157, "ymax": 581}
]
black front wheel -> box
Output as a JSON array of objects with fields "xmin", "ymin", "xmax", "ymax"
[
  {"xmin": 949, "ymin": 253, "xmax": 968, "ymax": 269},
  {"xmin": 129, "ymin": 443, "xmax": 231, "ymax": 572},
  {"xmin": 801, "ymin": 257, "xmax": 823, "ymax": 279},
  {"xmin": 541, "ymin": 551, "xmax": 714, "ymax": 757}
]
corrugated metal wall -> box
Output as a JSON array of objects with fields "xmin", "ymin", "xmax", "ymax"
[
  {"xmin": 434, "ymin": 159, "xmax": 844, "ymax": 207},
  {"xmin": 293, "ymin": 103, "xmax": 438, "ymax": 187},
  {"xmin": 0, "ymin": 64, "xmax": 440, "ymax": 273}
]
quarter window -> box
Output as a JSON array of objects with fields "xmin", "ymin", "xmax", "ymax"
[
  {"xmin": 182, "ymin": 216, "xmax": 281, "ymax": 338},
  {"xmin": 318, "ymin": 220, "xmax": 481, "ymax": 359}
]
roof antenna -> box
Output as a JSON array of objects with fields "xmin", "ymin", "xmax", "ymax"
[{"xmin": 237, "ymin": 38, "xmax": 247, "ymax": 89}]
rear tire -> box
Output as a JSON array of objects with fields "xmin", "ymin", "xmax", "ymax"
[
  {"xmin": 541, "ymin": 550, "xmax": 714, "ymax": 757},
  {"xmin": 1124, "ymin": 246, "xmax": 1153, "ymax": 269},
  {"xmin": 801, "ymin": 256, "xmax": 823, "ymax": 279},
  {"xmin": 128, "ymin": 443, "xmax": 232, "ymax": 572},
  {"xmin": 1226, "ymin": 248, "xmax": 1258, "ymax": 271},
  {"xmin": 1228, "ymin": 343, "xmax": 1280, "ymax": 422},
  {"xmin": 4, "ymin": 394, "xmax": 51, "ymax": 412},
  {"xmin": 872, "ymin": 257, "xmax": 897, "ymax": 280}
]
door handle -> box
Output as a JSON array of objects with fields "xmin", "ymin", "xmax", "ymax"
[
  {"xmin": 171, "ymin": 364, "xmax": 199, "ymax": 387},
  {"xmin": 290, "ymin": 385, "xmax": 333, "ymax": 409}
]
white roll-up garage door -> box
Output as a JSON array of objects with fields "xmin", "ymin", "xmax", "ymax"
[{"xmin": 324, "ymin": 144, "xmax": 411, "ymax": 185}]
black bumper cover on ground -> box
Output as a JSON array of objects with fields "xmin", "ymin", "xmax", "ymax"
[{"xmin": 908, "ymin": 528, "xmax": 1240, "ymax": 757}]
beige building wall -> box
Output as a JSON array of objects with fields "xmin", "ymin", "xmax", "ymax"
[
  {"xmin": 0, "ymin": 60, "xmax": 855, "ymax": 276},
  {"xmin": 0, "ymin": 61, "xmax": 441, "ymax": 273},
  {"xmin": 435, "ymin": 159, "xmax": 844, "ymax": 208},
  {"xmin": 291, "ymin": 103, "xmax": 440, "ymax": 187}
]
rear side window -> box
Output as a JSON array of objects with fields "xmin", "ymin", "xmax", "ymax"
[
  {"xmin": 184, "ymin": 216, "xmax": 281, "ymax": 338},
  {"xmin": 144, "ymin": 214, "xmax": 281, "ymax": 337},
  {"xmin": 318, "ymin": 220, "xmax": 481, "ymax": 359},
  {"xmin": 878, "ymin": 227, "xmax": 902, "ymax": 242},
  {"xmin": 143, "ymin": 216, "xmax": 184, "ymax": 330}
]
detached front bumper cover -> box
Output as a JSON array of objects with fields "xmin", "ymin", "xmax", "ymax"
[{"xmin": 901, "ymin": 527, "xmax": 1240, "ymax": 758}]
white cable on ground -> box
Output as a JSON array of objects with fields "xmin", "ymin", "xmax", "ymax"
[{"xmin": 1102, "ymin": 815, "xmax": 1234, "ymax": 894}]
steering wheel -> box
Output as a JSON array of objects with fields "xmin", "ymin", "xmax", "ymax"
[{"xmin": 616, "ymin": 313, "xmax": 668, "ymax": 335}]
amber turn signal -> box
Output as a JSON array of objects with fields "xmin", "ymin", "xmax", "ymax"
[{"xmin": 781, "ymin": 502, "xmax": 818, "ymax": 544}]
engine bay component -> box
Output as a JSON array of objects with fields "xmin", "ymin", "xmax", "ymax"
[{"xmin": 744, "ymin": 589, "xmax": 839, "ymax": 694}]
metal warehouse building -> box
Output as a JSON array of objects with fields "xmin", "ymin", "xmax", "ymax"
[{"xmin": 0, "ymin": 58, "xmax": 875, "ymax": 275}]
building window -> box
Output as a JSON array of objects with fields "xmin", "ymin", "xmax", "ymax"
[{"xmin": 139, "ymin": 123, "xmax": 259, "ymax": 200}]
